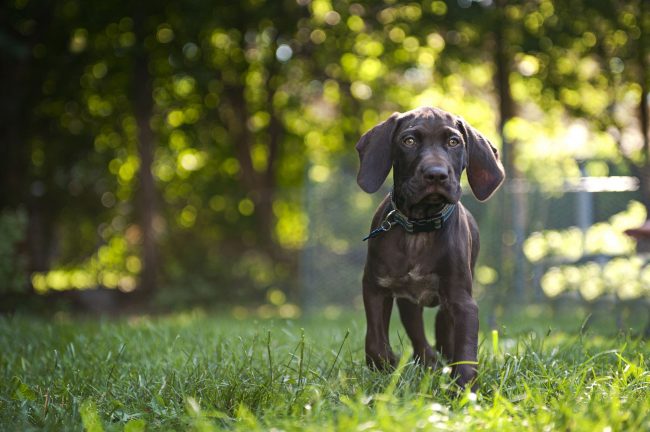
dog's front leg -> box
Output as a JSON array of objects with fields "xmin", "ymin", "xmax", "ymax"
[
  {"xmin": 362, "ymin": 276, "xmax": 397, "ymax": 369},
  {"xmin": 435, "ymin": 306, "xmax": 455, "ymax": 361},
  {"xmin": 397, "ymin": 298, "xmax": 438, "ymax": 367},
  {"xmin": 447, "ymin": 286, "xmax": 479, "ymax": 391}
]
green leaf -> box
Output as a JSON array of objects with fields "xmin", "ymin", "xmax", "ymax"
[
  {"xmin": 80, "ymin": 399, "xmax": 104, "ymax": 432},
  {"xmin": 11, "ymin": 377, "xmax": 36, "ymax": 401},
  {"xmin": 124, "ymin": 418, "xmax": 146, "ymax": 432}
]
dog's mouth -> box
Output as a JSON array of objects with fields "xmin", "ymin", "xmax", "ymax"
[
  {"xmin": 415, "ymin": 184, "xmax": 460, "ymax": 206},
  {"xmin": 419, "ymin": 192, "xmax": 451, "ymax": 206},
  {"xmin": 404, "ymin": 192, "xmax": 456, "ymax": 219},
  {"xmin": 396, "ymin": 180, "xmax": 460, "ymax": 218}
]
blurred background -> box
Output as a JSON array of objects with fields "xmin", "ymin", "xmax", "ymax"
[{"xmin": 1, "ymin": 0, "xmax": 649, "ymax": 328}]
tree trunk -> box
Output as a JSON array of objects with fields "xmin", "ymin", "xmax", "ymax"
[
  {"xmin": 636, "ymin": 0, "xmax": 650, "ymax": 216},
  {"xmin": 0, "ymin": 10, "xmax": 30, "ymax": 209},
  {"xmin": 0, "ymin": 4, "xmax": 54, "ymax": 288},
  {"xmin": 133, "ymin": 9, "xmax": 158, "ymax": 299},
  {"xmin": 223, "ymin": 83, "xmax": 280, "ymax": 252},
  {"xmin": 494, "ymin": 1, "xmax": 516, "ymax": 176},
  {"xmin": 494, "ymin": 0, "xmax": 527, "ymax": 302},
  {"xmin": 258, "ymin": 73, "xmax": 283, "ymax": 250}
]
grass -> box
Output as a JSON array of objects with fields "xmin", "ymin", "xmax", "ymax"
[{"xmin": 0, "ymin": 305, "xmax": 649, "ymax": 431}]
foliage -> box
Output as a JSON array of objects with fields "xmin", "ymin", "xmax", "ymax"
[
  {"xmin": 523, "ymin": 200, "xmax": 650, "ymax": 300},
  {"xmin": 0, "ymin": 309, "xmax": 648, "ymax": 431},
  {"xmin": 524, "ymin": 200, "xmax": 646, "ymax": 263},
  {"xmin": 1, "ymin": 0, "xmax": 650, "ymax": 303},
  {"xmin": 541, "ymin": 256, "xmax": 650, "ymax": 301}
]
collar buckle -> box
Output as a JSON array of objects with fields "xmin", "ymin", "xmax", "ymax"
[{"xmin": 363, "ymin": 191, "xmax": 457, "ymax": 241}]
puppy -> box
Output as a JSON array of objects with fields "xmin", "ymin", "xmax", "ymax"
[{"xmin": 356, "ymin": 107, "xmax": 505, "ymax": 389}]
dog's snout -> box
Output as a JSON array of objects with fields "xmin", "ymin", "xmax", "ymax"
[{"xmin": 422, "ymin": 165, "xmax": 449, "ymax": 183}]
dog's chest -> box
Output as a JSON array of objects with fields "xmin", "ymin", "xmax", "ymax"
[
  {"xmin": 375, "ymin": 234, "xmax": 442, "ymax": 306},
  {"xmin": 376, "ymin": 264, "xmax": 440, "ymax": 306}
]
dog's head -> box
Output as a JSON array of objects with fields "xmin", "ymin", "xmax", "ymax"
[{"xmin": 356, "ymin": 107, "xmax": 505, "ymax": 213}]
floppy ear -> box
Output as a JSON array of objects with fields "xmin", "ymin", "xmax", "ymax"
[
  {"xmin": 458, "ymin": 118, "xmax": 505, "ymax": 201},
  {"xmin": 355, "ymin": 113, "xmax": 400, "ymax": 193}
]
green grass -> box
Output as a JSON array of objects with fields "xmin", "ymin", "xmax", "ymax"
[{"xmin": 1, "ymin": 306, "xmax": 649, "ymax": 431}]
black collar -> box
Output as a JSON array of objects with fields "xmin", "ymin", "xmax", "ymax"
[{"xmin": 363, "ymin": 193, "xmax": 457, "ymax": 241}]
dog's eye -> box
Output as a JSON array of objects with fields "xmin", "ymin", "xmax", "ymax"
[
  {"xmin": 402, "ymin": 137, "xmax": 416, "ymax": 147},
  {"xmin": 448, "ymin": 137, "xmax": 461, "ymax": 147}
]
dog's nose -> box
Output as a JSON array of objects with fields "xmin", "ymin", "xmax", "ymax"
[{"xmin": 423, "ymin": 166, "xmax": 449, "ymax": 183}]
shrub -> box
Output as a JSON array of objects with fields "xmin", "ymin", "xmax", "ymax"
[{"xmin": 0, "ymin": 208, "xmax": 28, "ymax": 294}]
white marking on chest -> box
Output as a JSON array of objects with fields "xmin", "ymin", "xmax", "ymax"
[
  {"xmin": 377, "ymin": 276, "xmax": 394, "ymax": 288},
  {"xmin": 375, "ymin": 266, "xmax": 440, "ymax": 305},
  {"xmin": 407, "ymin": 265, "xmax": 424, "ymax": 281},
  {"xmin": 376, "ymin": 267, "xmax": 432, "ymax": 288}
]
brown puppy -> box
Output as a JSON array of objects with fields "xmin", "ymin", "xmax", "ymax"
[{"xmin": 356, "ymin": 107, "xmax": 505, "ymax": 389}]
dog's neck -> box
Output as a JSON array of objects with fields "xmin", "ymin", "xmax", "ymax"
[{"xmin": 363, "ymin": 187, "xmax": 457, "ymax": 241}]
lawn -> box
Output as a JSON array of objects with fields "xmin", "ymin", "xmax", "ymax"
[{"xmin": 1, "ymin": 306, "xmax": 648, "ymax": 431}]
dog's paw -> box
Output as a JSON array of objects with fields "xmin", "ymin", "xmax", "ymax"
[
  {"xmin": 452, "ymin": 364, "xmax": 478, "ymax": 392},
  {"xmin": 413, "ymin": 346, "xmax": 440, "ymax": 369},
  {"xmin": 365, "ymin": 349, "xmax": 398, "ymax": 370}
]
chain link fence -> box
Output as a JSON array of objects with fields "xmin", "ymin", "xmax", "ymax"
[{"xmin": 300, "ymin": 164, "xmax": 650, "ymax": 330}]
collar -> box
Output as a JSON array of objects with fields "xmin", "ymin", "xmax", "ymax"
[{"xmin": 363, "ymin": 192, "xmax": 457, "ymax": 241}]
